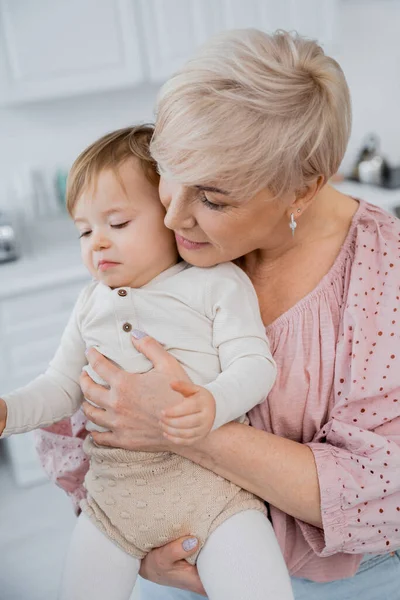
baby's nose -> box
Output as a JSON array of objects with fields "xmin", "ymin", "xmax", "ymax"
[{"xmin": 92, "ymin": 233, "xmax": 111, "ymax": 251}]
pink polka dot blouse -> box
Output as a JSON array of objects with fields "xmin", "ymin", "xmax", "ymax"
[{"xmin": 34, "ymin": 200, "xmax": 400, "ymax": 583}]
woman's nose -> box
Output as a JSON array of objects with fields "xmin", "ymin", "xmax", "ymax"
[
  {"xmin": 160, "ymin": 178, "xmax": 196, "ymax": 230},
  {"xmin": 164, "ymin": 201, "xmax": 195, "ymax": 230}
]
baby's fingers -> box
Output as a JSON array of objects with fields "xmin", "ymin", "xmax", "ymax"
[
  {"xmin": 162, "ymin": 398, "xmax": 201, "ymax": 419},
  {"xmin": 170, "ymin": 380, "xmax": 200, "ymax": 397},
  {"xmin": 163, "ymin": 426, "xmax": 205, "ymax": 445},
  {"xmin": 161, "ymin": 413, "xmax": 203, "ymax": 431}
]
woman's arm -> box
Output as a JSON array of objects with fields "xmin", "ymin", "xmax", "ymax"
[
  {"xmin": 82, "ymin": 337, "xmax": 322, "ymax": 528},
  {"xmin": 178, "ymin": 421, "xmax": 322, "ymax": 528}
]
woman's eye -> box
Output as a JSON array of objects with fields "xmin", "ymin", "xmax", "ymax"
[
  {"xmin": 111, "ymin": 221, "xmax": 130, "ymax": 229},
  {"xmin": 199, "ymin": 193, "xmax": 225, "ymax": 211},
  {"xmin": 79, "ymin": 230, "xmax": 91, "ymax": 238}
]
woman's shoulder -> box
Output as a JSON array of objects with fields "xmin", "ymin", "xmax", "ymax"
[
  {"xmin": 341, "ymin": 201, "xmax": 400, "ymax": 340},
  {"xmin": 356, "ymin": 200, "xmax": 400, "ymax": 245},
  {"xmin": 349, "ymin": 200, "xmax": 400, "ymax": 282}
]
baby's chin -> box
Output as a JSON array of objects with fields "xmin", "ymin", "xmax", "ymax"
[{"xmin": 95, "ymin": 271, "xmax": 135, "ymax": 289}]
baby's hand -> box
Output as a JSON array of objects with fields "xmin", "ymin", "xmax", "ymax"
[
  {"xmin": 0, "ymin": 398, "xmax": 7, "ymax": 436},
  {"xmin": 160, "ymin": 381, "xmax": 216, "ymax": 445}
]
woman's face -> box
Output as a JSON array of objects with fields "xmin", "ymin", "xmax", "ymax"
[{"xmin": 159, "ymin": 176, "xmax": 295, "ymax": 267}]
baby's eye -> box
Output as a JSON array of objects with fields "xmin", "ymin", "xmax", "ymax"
[
  {"xmin": 111, "ymin": 221, "xmax": 130, "ymax": 229},
  {"xmin": 79, "ymin": 230, "xmax": 92, "ymax": 238}
]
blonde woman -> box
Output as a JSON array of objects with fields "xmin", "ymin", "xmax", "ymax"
[{"xmin": 37, "ymin": 29, "xmax": 400, "ymax": 599}]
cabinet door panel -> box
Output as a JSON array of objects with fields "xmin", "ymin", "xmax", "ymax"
[
  {"xmin": 141, "ymin": 0, "xmax": 337, "ymax": 83},
  {"xmin": 0, "ymin": 0, "xmax": 144, "ymax": 104},
  {"xmin": 221, "ymin": 0, "xmax": 336, "ymax": 49},
  {"xmin": 4, "ymin": 433, "xmax": 47, "ymax": 487},
  {"xmin": 0, "ymin": 278, "xmax": 86, "ymax": 487},
  {"xmin": 1, "ymin": 282, "xmax": 84, "ymax": 334},
  {"xmin": 139, "ymin": 0, "xmax": 221, "ymax": 82}
]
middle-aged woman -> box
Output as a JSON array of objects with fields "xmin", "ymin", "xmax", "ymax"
[{"xmin": 36, "ymin": 29, "xmax": 400, "ymax": 599}]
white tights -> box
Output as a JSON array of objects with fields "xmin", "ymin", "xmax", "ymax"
[{"xmin": 59, "ymin": 510, "xmax": 294, "ymax": 600}]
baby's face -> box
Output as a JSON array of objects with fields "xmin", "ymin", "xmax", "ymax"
[{"xmin": 73, "ymin": 159, "xmax": 178, "ymax": 289}]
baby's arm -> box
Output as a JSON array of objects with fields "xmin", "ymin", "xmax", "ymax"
[
  {"xmin": 0, "ymin": 288, "xmax": 88, "ymax": 438},
  {"xmin": 161, "ymin": 264, "xmax": 275, "ymax": 443}
]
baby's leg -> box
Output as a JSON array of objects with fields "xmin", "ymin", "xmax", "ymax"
[
  {"xmin": 59, "ymin": 512, "xmax": 140, "ymax": 600},
  {"xmin": 197, "ymin": 509, "xmax": 294, "ymax": 600}
]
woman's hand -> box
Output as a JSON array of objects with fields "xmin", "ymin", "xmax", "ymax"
[
  {"xmin": 139, "ymin": 535, "xmax": 206, "ymax": 596},
  {"xmin": 80, "ymin": 333, "xmax": 192, "ymax": 450}
]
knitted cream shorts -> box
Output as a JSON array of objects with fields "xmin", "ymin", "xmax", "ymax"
[{"xmin": 81, "ymin": 436, "xmax": 266, "ymax": 565}]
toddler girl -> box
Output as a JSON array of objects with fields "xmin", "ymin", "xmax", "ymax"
[{"xmin": 0, "ymin": 126, "xmax": 293, "ymax": 600}]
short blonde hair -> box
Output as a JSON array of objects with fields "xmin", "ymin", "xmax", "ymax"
[
  {"xmin": 151, "ymin": 29, "xmax": 351, "ymax": 198},
  {"xmin": 67, "ymin": 125, "xmax": 158, "ymax": 215}
]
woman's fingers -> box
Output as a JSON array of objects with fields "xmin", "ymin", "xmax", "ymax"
[
  {"xmin": 79, "ymin": 371, "xmax": 111, "ymax": 407},
  {"xmin": 139, "ymin": 536, "xmax": 206, "ymax": 596},
  {"xmin": 162, "ymin": 535, "xmax": 199, "ymax": 563},
  {"xmin": 131, "ymin": 334, "xmax": 190, "ymax": 380},
  {"xmin": 81, "ymin": 400, "xmax": 109, "ymax": 428},
  {"xmin": 90, "ymin": 430, "xmax": 114, "ymax": 447},
  {"xmin": 85, "ymin": 347, "xmax": 122, "ymax": 386}
]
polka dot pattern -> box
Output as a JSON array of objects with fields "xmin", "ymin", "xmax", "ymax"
[
  {"xmin": 250, "ymin": 201, "xmax": 400, "ymax": 575},
  {"xmin": 35, "ymin": 408, "xmax": 88, "ymax": 514},
  {"xmin": 35, "ymin": 201, "xmax": 400, "ymax": 580},
  {"xmin": 320, "ymin": 206, "xmax": 400, "ymax": 555}
]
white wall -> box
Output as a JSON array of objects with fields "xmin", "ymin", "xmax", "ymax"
[
  {"xmin": 0, "ymin": 84, "xmax": 159, "ymax": 211},
  {"xmin": 335, "ymin": 0, "xmax": 400, "ymax": 172},
  {"xmin": 0, "ymin": 0, "xmax": 399, "ymax": 212}
]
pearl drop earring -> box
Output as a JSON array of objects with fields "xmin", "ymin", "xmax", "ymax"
[{"xmin": 289, "ymin": 213, "xmax": 297, "ymax": 237}]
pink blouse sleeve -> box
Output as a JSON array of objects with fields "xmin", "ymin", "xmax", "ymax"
[
  {"xmin": 304, "ymin": 212, "xmax": 400, "ymax": 555},
  {"xmin": 34, "ymin": 408, "xmax": 89, "ymax": 513}
]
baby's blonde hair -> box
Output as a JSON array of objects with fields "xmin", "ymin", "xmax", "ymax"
[
  {"xmin": 151, "ymin": 29, "xmax": 351, "ymax": 199},
  {"xmin": 67, "ymin": 125, "xmax": 158, "ymax": 216}
]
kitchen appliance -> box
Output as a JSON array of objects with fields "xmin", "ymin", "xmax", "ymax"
[
  {"xmin": 0, "ymin": 212, "xmax": 20, "ymax": 263},
  {"xmin": 350, "ymin": 134, "xmax": 400, "ymax": 189}
]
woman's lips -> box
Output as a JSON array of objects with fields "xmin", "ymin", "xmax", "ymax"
[
  {"xmin": 175, "ymin": 234, "xmax": 209, "ymax": 250},
  {"xmin": 98, "ymin": 261, "xmax": 120, "ymax": 271}
]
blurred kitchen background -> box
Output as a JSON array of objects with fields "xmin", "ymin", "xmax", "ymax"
[{"xmin": 0, "ymin": 1, "xmax": 400, "ymax": 599}]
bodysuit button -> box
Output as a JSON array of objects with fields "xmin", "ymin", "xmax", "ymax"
[
  {"xmin": 122, "ymin": 322, "xmax": 132, "ymax": 332},
  {"xmin": 118, "ymin": 289, "xmax": 127, "ymax": 297}
]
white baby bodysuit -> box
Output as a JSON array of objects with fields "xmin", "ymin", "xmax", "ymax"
[{"xmin": 2, "ymin": 261, "xmax": 276, "ymax": 436}]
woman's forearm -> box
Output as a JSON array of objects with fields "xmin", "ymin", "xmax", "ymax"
[{"xmin": 180, "ymin": 422, "xmax": 323, "ymax": 528}]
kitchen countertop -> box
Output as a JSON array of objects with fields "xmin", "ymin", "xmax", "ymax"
[{"xmin": 333, "ymin": 180, "xmax": 400, "ymax": 214}]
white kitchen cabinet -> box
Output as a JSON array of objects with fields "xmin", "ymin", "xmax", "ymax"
[
  {"xmin": 0, "ymin": 274, "xmax": 89, "ymax": 486},
  {"xmin": 221, "ymin": 0, "xmax": 336, "ymax": 46},
  {"xmin": 0, "ymin": 0, "xmax": 144, "ymax": 104},
  {"xmin": 0, "ymin": 0, "xmax": 338, "ymax": 103},
  {"xmin": 141, "ymin": 0, "xmax": 338, "ymax": 83},
  {"xmin": 138, "ymin": 0, "xmax": 220, "ymax": 83}
]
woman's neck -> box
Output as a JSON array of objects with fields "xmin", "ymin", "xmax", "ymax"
[{"xmin": 242, "ymin": 185, "xmax": 358, "ymax": 280}]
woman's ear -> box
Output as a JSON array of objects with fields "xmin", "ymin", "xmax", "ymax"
[{"xmin": 288, "ymin": 175, "xmax": 325, "ymax": 217}]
